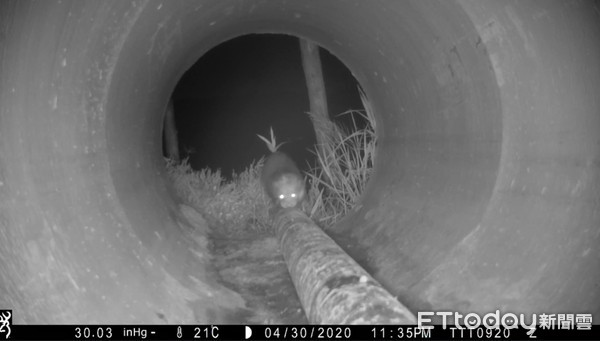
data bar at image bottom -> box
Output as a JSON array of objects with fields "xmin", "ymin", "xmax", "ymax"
[{"xmin": 6, "ymin": 324, "xmax": 599, "ymax": 340}]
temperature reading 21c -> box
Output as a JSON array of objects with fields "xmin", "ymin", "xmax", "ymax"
[{"xmin": 188, "ymin": 326, "xmax": 219, "ymax": 339}]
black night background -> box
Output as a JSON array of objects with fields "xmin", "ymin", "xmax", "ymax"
[{"xmin": 169, "ymin": 34, "xmax": 363, "ymax": 177}]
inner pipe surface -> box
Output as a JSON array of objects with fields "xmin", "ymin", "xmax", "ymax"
[{"xmin": 0, "ymin": 0, "xmax": 598, "ymax": 323}]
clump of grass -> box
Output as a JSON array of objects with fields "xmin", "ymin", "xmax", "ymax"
[
  {"xmin": 257, "ymin": 126, "xmax": 286, "ymax": 153},
  {"xmin": 305, "ymin": 88, "xmax": 377, "ymax": 228},
  {"xmin": 165, "ymin": 157, "xmax": 271, "ymax": 232}
]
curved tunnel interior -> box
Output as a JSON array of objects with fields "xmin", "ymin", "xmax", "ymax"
[{"xmin": 1, "ymin": 1, "xmax": 599, "ymax": 323}]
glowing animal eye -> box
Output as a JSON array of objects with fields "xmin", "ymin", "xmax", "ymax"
[
  {"xmin": 291, "ymin": 193, "xmax": 296, "ymax": 198},
  {"xmin": 279, "ymin": 194, "xmax": 284, "ymax": 199}
]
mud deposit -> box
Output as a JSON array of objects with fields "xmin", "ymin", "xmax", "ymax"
[{"xmin": 211, "ymin": 229, "xmax": 307, "ymax": 324}]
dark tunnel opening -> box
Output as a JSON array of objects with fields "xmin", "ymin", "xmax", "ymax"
[
  {"xmin": 1, "ymin": 0, "xmax": 599, "ymax": 325},
  {"xmin": 165, "ymin": 33, "xmax": 364, "ymax": 176}
]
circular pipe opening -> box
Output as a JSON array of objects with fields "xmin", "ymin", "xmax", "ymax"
[{"xmin": 168, "ymin": 33, "xmax": 363, "ymax": 175}]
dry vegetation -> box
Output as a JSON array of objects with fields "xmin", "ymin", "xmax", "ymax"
[
  {"xmin": 304, "ymin": 88, "xmax": 376, "ymax": 227},
  {"xmin": 165, "ymin": 88, "xmax": 376, "ymax": 232},
  {"xmin": 166, "ymin": 158, "xmax": 271, "ymax": 232}
]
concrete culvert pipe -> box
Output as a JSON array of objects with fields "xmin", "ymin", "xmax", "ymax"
[{"xmin": 1, "ymin": 0, "xmax": 599, "ymax": 324}]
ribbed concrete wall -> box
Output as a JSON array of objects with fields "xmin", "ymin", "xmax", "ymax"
[{"xmin": 1, "ymin": 0, "xmax": 598, "ymax": 323}]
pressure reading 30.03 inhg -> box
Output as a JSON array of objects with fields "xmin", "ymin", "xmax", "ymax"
[{"xmin": 74, "ymin": 326, "xmax": 113, "ymax": 339}]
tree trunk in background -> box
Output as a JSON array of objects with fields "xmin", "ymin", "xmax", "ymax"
[
  {"xmin": 164, "ymin": 99, "xmax": 180, "ymax": 162},
  {"xmin": 300, "ymin": 38, "xmax": 330, "ymax": 150}
]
